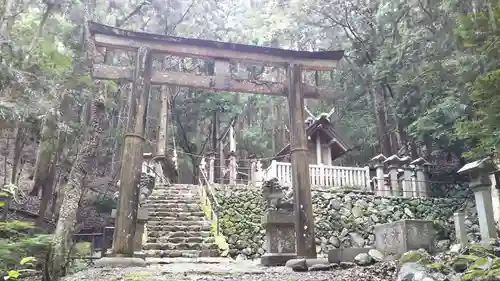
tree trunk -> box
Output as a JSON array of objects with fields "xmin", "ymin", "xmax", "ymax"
[
  {"xmin": 371, "ymin": 87, "xmax": 392, "ymax": 156},
  {"xmin": 30, "ymin": 113, "xmax": 57, "ymax": 196},
  {"xmin": 155, "ymin": 82, "xmax": 178, "ymax": 182},
  {"xmin": 147, "ymin": 87, "xmax": 159, "ymax": 154},
  {"xmin": 1, "ymin": 129, "xmax": 11, "ymax": 220},
  {"xmin": 212, "ymin": 110, "xmax": 220, "ymax": 182},
  {"xmin": 156, "ymin": 80, "xmax": 170, "ymax": 156},
  {"xmin": 271, "ymin": 101, "xmax": 276, "ymax": 154},
  {"xmin": 36, "ymin": 159, "xmax": 57, "ymax": 228},
  {"xmin": 110, "ymin": 81, "xmax": 128, "ymax": 182},
  {"xmin": 36, "ymin": 130, "xmax": 64, "ymax": 228},
  {"xmin": 10, "ymin": 124, "xmax": 27, "ymax": 186},
  {"xmin": 45, "ymin": 98, "xmax": 105, "ymax": 279}
]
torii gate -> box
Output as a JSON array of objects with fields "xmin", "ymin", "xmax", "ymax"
[{"xmin": 88, "ymin": 22, "xmax": 344, "ymax": 259}]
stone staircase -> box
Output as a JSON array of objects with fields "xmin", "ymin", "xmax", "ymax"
[{"xmin": 142, "ymin": 184, "xmax": 220, "ymax": 258}]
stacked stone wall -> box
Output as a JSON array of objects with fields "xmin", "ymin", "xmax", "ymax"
[{"xmin": 214, "ymin": 185, "xmax": 478, "ymax": 259}]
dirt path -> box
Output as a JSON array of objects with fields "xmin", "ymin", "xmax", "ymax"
[{"xmin": 60, "ymin": 258, "xmax": 396, "ymax": 281}]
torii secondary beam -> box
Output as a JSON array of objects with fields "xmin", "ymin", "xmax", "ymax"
[{"xmin": 92, "ymin": 64, "xmax": 328, "ymax": 98}]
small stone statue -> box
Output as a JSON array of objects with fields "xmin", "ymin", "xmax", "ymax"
[
  {"xmin": 112, "ymin": 173, "xmax": 156, "ymax": 206},
  {"xmin": 138, "ymin": 173, "xmax": 155, "ymax": 205},
  {"xmin": 262, "ymin": 179, "xmax": 294, "ymax": 212}
]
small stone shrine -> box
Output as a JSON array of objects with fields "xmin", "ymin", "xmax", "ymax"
[{"xmin": 260, "ymin": 179, "xmax": 296, "ymax": 266}]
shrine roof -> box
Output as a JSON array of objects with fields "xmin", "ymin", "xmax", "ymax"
[{"xmin": 275, "ymin": 115, "xmax": 351, "ymax": 158}]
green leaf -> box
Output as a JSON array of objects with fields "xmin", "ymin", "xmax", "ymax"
[
  {"xmin": 487, "ymin": 268, "xmax": 500, "ymax": 277},
  {"xmin": 471, "ymin": 257, "xmax": 492, "ymax": 270},
  {"xmin": 7, "ymin": 271, "xmax": 20, "ymax": 279},
  {"xmin": 462, "ymin": 270, "xmax": 487, "ymax": 281},
  {"xmin": 458, "ymin": 254, "xmax": 480, "ymax": 262},
  {"xmin": 491, "ymin": 258, "xmax": 500, "ymax": 269},
  {"xmin": 426, "ymin": 262, "xmax": 446, "ymax": 270},
  {"xmin": 16, "ymin": 269, "xmax": 36, "ymax": 273},
  {"xmin": 19, "ymin": 256, "xmax": 36, "ymax": 266},
  {"xmin": 0, "ymin": 202, "xmax": 4, "ymax": 207}
]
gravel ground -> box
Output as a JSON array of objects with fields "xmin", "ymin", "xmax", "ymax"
[{"xmin": 59, "ymin": 258, "xmax": 397, "ymax": 281}]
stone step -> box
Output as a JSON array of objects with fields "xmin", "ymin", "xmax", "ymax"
[
  {"xmin": 145, "ymin": 201, "xmax": 200, "ymax": 207},
  {"xmin": 148, "ymin": 211, "xmax": 206, "ymax": 218},
  {"xmin": 147, "ymin": 195, "xmax": 200, "ymax": 200},
  {"xmin": 143, "ymin": 249, "xmax": 219, "ymax": 258},
  {"xmin": 151, "ymin": 190, "xmax": 200, "ymax": 196},
  {"xmin": 147, "ymin": 236, "xmax": 214, "ymax": 244},
  {"xmin": 144, "ymin": 204, "xmax": 203, "ymax": 211},
  {"xmin": 147, "ymin": 230, "xmax": 212, "ymax": 238},
  {"xmin": 152, "ymin": 186, "xmax": 197, "ymax": 190},
  {"xmin": 147, "ymin": 220, "xmax": 209, "ymax": 226},
  {"xmin": 148, "ymin": 216, "xmax": 206, "ymax": 222},
  {"xmin": 149, "ymin": 189, "xmax": 192, "ymax": 194},
  {"xmin": 147, "ymin": 224, "xmax": 211, "ymax": 232},
  {"xmin": 148, "ymin": 197, "xmax": 199, "ymax": 201},
  {"xmin": 143, "ymin": 242, "xmax": 219, "ymax": 251},
  {"xmin": 144, "ymin": 200, "xmax": 199, "ymax": 205},
  {"xmin": 155, "ymin": 184, "xmax": 192, "ymax": 188},
  {"xmin": 145, "ymin": 257, "xmax": 232, "ymax": 264}
]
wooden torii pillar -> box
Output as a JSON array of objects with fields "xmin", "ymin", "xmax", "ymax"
[
  {"xmin": 113, "ymin": 46, "xmax": 152, "ymax": 256},
  {"xmin": 88, "ymin": 21, "xmax": 344, "ymax": 259},
  {"xmin": 218, "ymin": 117, "xmax": 237, "ymax": 184}
]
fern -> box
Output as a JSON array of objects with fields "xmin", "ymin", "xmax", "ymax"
[{"xmin": 0, "ymin": 220, "xmax": 51, "ymax": 277}]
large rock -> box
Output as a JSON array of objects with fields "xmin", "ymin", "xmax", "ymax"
[
  {"xmin": 396, "ymin": 262, "xmax": 458, "ymax": 281},
  {"xmin": 368, "ymin": 249, "xmax": 384, "ymax": 261},
  {"xmin": 328, "ymin": 247, "xmax": 372, "ymax": 263},
  {"xmin": 285, "ymin": 258, "xmax": 307, "ymax": 272},
  {"xmin": 354, "ymin": 253, "xmax": 372, "ymax": 266},
  {"xmin": 350, "ymin": 232, "xmax": 365, "ymax": 247},
  {"xmin": 352, "ymin": 206, "xmax": 363, "ymax": 218},
  {"xmin": 399, "ymin": 250, "xmax": 432, "ymax": 264},
  {"xmin": 94, "ymin": 257, "xmax": 146, "ymax": 268}
]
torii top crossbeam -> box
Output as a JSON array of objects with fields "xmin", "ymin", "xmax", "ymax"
[{"xmin": 88, "ymin": 22, "xmax": 344, "ymax": 99}]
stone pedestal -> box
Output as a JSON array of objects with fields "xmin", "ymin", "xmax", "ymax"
[
  {"xmin": 384, "ymin": 155, "xmax": 402, "ymax": 197},
  {"xmin": 260, "ymin": 211, "xmax": 296, "ymax": 266},
  {"xmin": 454, "ymin": 212, "xmax": 468, "ymax": 246},
  {"xmin": 260, "ymin": 179, "xmax": 296, "ymax": 266},
  {"xmin": 474, "ymin": 185, "xmax": 497, "ymax": 241},
  {"xmin": 374, "ymin": 220, "xmax": 436, "ymax": 258},
  {"xmin": 369, "ymin": 154, "xmax": 386, "ymax": 196},
  {"xmin": 111, "ymin": 208, "xmax": 149, "ymax": 251},
  {"xmin": 458, "ymin": 158, "xmax": 498, "ymax": 242},
  {"xmin": 400, "ymin": 156, "xmax": 413, "ymax": 198},
  {"xmin": 491, "ymin": 172, "xmax": 500, "ymax": 230},
  {"xmin": 410, "ymin": 158, "xmax": 431, "ymax": 198}
]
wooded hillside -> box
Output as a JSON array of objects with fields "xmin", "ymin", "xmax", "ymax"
[{"xmin": 0, "ymin": 0, "xmax": 498, "ymax": 277}]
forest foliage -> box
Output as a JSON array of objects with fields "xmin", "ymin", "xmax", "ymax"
[{"xmin": 0, "ymin": 0, "xmax": 498, "ymax": 170}]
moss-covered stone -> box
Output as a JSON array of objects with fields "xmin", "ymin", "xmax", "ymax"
[{"xmin": 400, "ymin": 250, "xmax": 432, "ymax": 264}]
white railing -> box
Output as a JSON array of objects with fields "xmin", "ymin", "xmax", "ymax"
[{"xmin": 264, "ymin": 160, "xmax": 370, "ymax": 189}]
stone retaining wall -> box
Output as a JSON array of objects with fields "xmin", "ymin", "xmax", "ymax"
[{"xmin": 214, "ymin": 185, "xmax": 478, "ymax": 259}]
